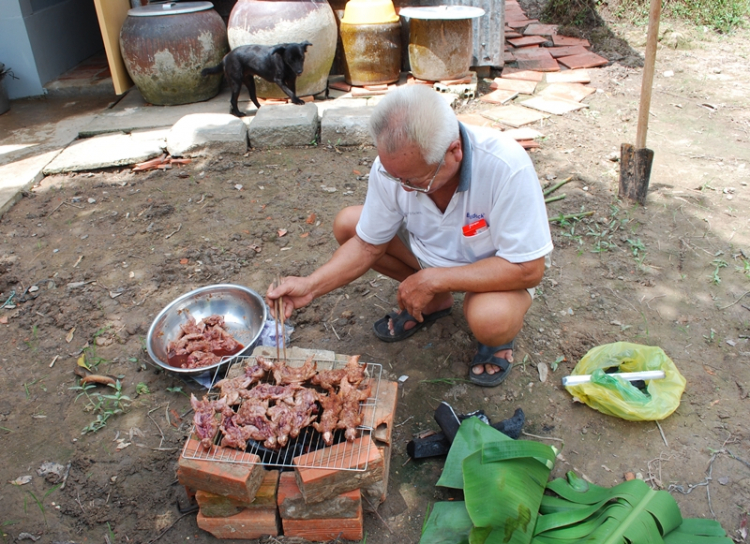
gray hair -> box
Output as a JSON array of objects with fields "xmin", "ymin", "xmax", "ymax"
[{"xmin": 369, "ymin": 86, "xmax": 459, "ymax": 165}]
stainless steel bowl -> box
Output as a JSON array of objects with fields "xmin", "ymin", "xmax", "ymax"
[{"xmin": 146, "ymin": 284, "xmax": 267, "ymax": 375}]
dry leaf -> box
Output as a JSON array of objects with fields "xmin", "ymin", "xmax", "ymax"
[
  {"xmin": 109, "ymin": 291, "xmax": 122, "ymax": 299},
  {"xmin": 709, "ymin": 399, "xmax": 720, "ymax": 407},
  {"xmin": 179, "ymin": 258, "xmax": 189, "ymax": 265},
  {"xmin": 277, "ymin": 229, "xmax": 287, "ymax": 237},
  {"xmin": 300, "ymin": 232, "xmax": 309, "ymax": 238},
  {"xmin": 65, "ymin": 327, "xmax": 76, "ymax": 343},
  {"xmin": 77, "ymin": 354, "xmax": 91, "ymax": 371},
  {"xmin": 703, "ymin": 365, "xmax": 716, "ymax": 375},
  {"xmin": 353, "ymin": 169, "xmax": 362, "ymax": 175},
  {"xmin": 305, "ymin": 213, "xmax": 316, "ymax": 224},
  {"xmin": 11, "ymin": 475, "xmax": 32, "ymax": 486}
]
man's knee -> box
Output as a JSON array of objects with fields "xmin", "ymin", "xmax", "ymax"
[
  {"xmin": 333, "ymin": 205, "xmax": 363, "ymax": 245},
  {"xmin": 463, "ymin": 290, "xmax": 531, "ymax": 344}
]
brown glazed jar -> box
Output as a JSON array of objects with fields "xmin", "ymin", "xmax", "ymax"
[
  {"xmin": 227, "ymin": 0, "xmax": 337, "ymax": 98},
  {"xmin": 120, "ymin": 1, "xmax": 228, "ymax": 105}
]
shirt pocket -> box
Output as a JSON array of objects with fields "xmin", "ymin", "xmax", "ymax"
[{"xmin": 461, "ymin": 228, "xmax": 496, "ymax": 262}]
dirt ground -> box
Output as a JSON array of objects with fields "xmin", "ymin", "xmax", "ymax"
[{"xmin": 1, "ymin": 11, "xmax": 749, "ymax": 544}]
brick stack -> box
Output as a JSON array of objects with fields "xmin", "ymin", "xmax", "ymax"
[{"xmin": 178, "ymin": 346, "xmax": 399, "ymax": 541}]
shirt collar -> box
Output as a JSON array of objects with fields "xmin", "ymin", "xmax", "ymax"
[{"xmin": 457, "ymin": 122, "xmax": 471, "ymax": 193}]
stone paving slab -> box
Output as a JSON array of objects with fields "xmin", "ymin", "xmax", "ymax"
[
  {"xmin": 520, "ymin": 95, "xmax": 589, "ymax": 115},
  {"xmin": 249, "ymin": 103, "xmax": 319, "ymax": 148},
  {"xmin": 479, "ymin": 89, "xmax": 519, "ymax": 105},
  {"xmin": 320, "ymin": 106, "xmax": 375, "ymax": 147},
  {"xmin": 167, "ymin": 113, "xmax": 249, "ymax": 157},
  {"xmin": 481, "ymin": 105, "xmax": 549, "ymax": 127},
  {"xmin": 545, "ymin": 69, "xmax": 591, "ymax": 84},
  {"xmin": 538, "ymin": 82, "xmax": 596, "ymax": 102},
  {"xmin": 42, "ymin": 130, "xmax": 167, "ymax": 174},
  {"xmin": 552, "ymin": 35, "xmax": 591, "ymax": 47},
  {"xmin": 81, "ymin": 88, "xmax": 244, "ymax": 137},
  {"xmin": 490, "ymin": 78, "xmax": 538, "ymax": 94},
  {"xmin": 0, "ymin": 150, "xmax": 61, "ymax": 218}
]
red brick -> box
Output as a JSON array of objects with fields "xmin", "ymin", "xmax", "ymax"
[
  {"xmin": 197, "ymin": 470, "xmax": 279, "ymax": 518},
  {"xmin": 329, "ymin": 80, "xmax": 352, "ymax": 92},
  {"xmin": 551, "ymin": 35, "xmax": 591, "ymax": 47},
  {"xmin": 508, "ymin": 36, "xmax": 548, "ymax": 48},
  {"xmin": 197, "ymin": 508, "xmax": 279, "ymax": 539},
  {"xmin": 282, "ymin": 504, "xmax": 363, "ymax": 541},
  {"xmin": 294, "ymin": 435, "xmax": 384, "ymax": 504},
  {"xmin": 177, "ymin": 438, "xmax": 265, "ymax": 502},
  {"xmin": 361, "ymin": 379, "xmax": 399, "ymax": 446},
  {"xmin": 557, "ymin": 51, "xmax": 609, "ymax": 70},
  {"xmin": 363, "ymin": 444, "xmax": 390, "ymax": 511},
  {"xmin": 278, "ymin": 472, "xmax": 361, "ymax": 519},
  {"xmin": 500, "ymin": 69, "xmax": 545, "ymax": 82}
]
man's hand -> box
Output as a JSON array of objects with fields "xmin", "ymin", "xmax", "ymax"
[
  {"xmin": 266, "ymin": 276, "xmax": 314, "ymax": 319},
  {"xmin": 396, "ymin": 269, "xmax": 437, "ymax": 322}
]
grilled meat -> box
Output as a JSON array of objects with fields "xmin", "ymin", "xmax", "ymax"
[
  {"xmin": 338, "ymin": 377, "xmax": 372, "ymax": 442},
  {"xmin": 272, "ymin": 355, "xmax": 317, "ymax": 385},
  {"xmin": 312, "ymin": 355, "xmax": 366, "ymax": 389},
  {"xmin": 191, "ymin": 394, "xmax": 226, "ymax": 450}
]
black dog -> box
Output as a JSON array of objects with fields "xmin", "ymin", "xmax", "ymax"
[{"xmin": 201, "ymin": 42, "xmax": 311, "ymax": 117}]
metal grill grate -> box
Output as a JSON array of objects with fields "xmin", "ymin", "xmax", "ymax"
[{"xmin": 182, "ymin": 355, "xmax": 382, "ymax": 472}]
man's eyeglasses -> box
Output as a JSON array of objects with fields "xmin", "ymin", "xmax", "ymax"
[{"xmin": 378, "ymin": 157, "xmax": 444, "ymax": 193}]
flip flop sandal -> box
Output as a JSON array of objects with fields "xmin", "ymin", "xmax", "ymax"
[
  {"xmin": 468, "ymin": 340, "xmax": 514, "ymax": 387},
  {"xmin": 372, "ymin": 307, "xmax": 452, "ymax": 343}
]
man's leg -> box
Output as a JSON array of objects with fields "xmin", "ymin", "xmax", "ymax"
[
  {"xmin": 463, "ymin": 290, "xmax": 531, "ymax": 375},
  {"xmin": 334, "ymin": 206, "xmax": 453, "ymax": 327}
]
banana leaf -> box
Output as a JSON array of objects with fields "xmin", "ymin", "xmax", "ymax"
[
  {"xmin": 420, "ymin": 501, "xmax": 473, "ymax": 544},
  {"xmin": 463, "ymin": 440, "xmax": 556, "ymax": 544},
  {"xmin": 531, "ymin": 471, "xmax": 731, "ymax": 544},
  {"xmin": 437, "ymin": 417, "xmax": 555, "ymax": 490}
]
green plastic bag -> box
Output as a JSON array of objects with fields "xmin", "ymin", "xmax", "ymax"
[{"xmin": 565, "ymin": 342, "xmax": 686, "ymax": 421}]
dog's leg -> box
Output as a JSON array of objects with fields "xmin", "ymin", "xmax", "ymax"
[
  {"xmin": 277, "ymin": 78, "xmax": 305, "ymax": 106},
  {"xmin": 228, "ymin": 77, "xmax": 245, "ymax": 117},
  {"xmin": 244, "ymin": 76, "xmax": 262, "ymax": 111}
]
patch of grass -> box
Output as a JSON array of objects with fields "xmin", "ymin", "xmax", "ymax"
[
  {"xmin": 26, "ymin": 483, "xmax": 61, "ymax": 526},
  {"xmin": 70, "ymin": 380, "xmax": 132, "ymax": 434},
  {"xmin": 166, "ymin": 386, "xmax": 189, "ymax": 397},
  {"xmin": 546, "ymin": 0, "xmax": 748, "ymax": 33},
  {"xmin": 135, "ymin": 382, "xmax": 150, "ymax": 396},
  {"xmin": 81, "ymin": 326, "xmax": 111, "ymax": 370}
]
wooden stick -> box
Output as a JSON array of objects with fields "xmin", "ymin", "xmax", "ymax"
[
  {"xmin": 548, "ymin": 211, "xmax": 594, "ymax": 223},
  {"xmin": 543, "ymin": 176, "xmax": 573, "ymax": 196},
  {"xmin": 274, "ymin": 275, "xmax": 281, "ymax": 362},
  {"xmin": 545, "ymin": 194, "xmax": 566, "ymax": 204},
  {"xmin": 636, "ymin": 0, "xmax": 661, "ymax": 149}
]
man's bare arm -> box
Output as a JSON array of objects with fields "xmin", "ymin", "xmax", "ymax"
[{"xmin": 267, "ymin": 235, "xmax": 387, "ymax": 317}]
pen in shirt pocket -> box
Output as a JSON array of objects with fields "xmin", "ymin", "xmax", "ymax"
[{"xmin": 462, "ymin": 218, "xmax": 488, "ymax": 237}]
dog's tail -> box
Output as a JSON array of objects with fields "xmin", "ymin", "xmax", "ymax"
[{"xmin": 201, "ymin": 63, "xmax": 224, "ymax": 77}]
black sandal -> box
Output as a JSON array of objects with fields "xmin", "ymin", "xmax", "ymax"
[
  {"xmin": 372, "ymin": 308, "xmax": 452, "ymax": 343},
  {"xmin": 468, "ymin": 340, "xmax": 514, "ymax": 387}
]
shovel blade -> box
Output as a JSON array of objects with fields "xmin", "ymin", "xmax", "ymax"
[{"xmin": 619, "ymin": 143, "xmax": 654, "ymax": 205}]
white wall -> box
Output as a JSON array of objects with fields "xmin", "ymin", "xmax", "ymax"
[
  {"xmin": 0, "ymin": 0, "xmax": 103, "ymax": 99},
  {"xmin": 0, "ymin": 0, "xmax": 44, "ymax": 98}
]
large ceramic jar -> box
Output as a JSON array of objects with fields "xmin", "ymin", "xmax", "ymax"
[
  {"xmin": 340, "ymin": 0, "xmax": 401, "ymax": 86},
  {"xmin": 120, "ymin": 2, "xmax": 228, "ymax": 105},
  {"xmin": 227, "ymin": 0, "xmax": 336, "ymax": 98},
  {"xmin": 399, "ymin": 6, "xmax": 484, "ymax": 82}
]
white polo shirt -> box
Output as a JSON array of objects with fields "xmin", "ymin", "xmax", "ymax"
[{"xmin": 356, "ymin": 123, "xmax": 553, "ymax": 268}]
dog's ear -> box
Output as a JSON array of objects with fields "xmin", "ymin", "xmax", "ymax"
[
  {"xmin": 301, "ymin": 41, "xmax": 312, "ymax": 51},
  {"xmin": 271, "ymin": 44, "xmax": 286, "ymax": 57}
]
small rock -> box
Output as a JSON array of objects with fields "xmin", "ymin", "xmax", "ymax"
[
  {"xmin": 718, "ymin": 476, "xmax": 729, "ymax": 485},
  {"xmin": 538, "ymin": 362, "xmax": 549, "ymax": 382},
  {"xmin": 28, "ymin": 285, "xmax": 39, "ymax": 292},
  {"xmin": 663, "ymin": 70, "xmax": 674, "ymax": 77},
  {"xmin": 635, "ymin": 472, "xmax": 644, "ymax": 480},
  {"xmin": 624, "ymin": 472, "xmax": 636, "ymax": 481},
  {"xmin": 88, "ymin": 198, "xmax": 96, "ymax": 204}
]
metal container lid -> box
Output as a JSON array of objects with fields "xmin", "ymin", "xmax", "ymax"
[
  {"xmin": 398, "ymin": 6, "xmax": 485, "ymax": 19},
  {"xmin": 127, "ymin": 1, "xmax": 214, "ymax": 17}
]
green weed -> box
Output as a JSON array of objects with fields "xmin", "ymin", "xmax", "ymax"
[
  {"xmin": 613, "ymin": 0, "xmax": 748, "ymax": 32},
  {"xmin": 710, "ymin": 259, "xmax": 728, "ymax": 284},
  {"xmin": 166, "ymin": 386, "xmax": 189, "ymax": 397},
  {"xmin": 70, "ymin": 380, "xmax": 132, "ymax": 434},
  {"xmin": 26, "ymin": 483, "xmax": 61, "ymax": 526},
  {"xmin": 135, "ymin": 382, "xmax": 150, "ymax": 396}
]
